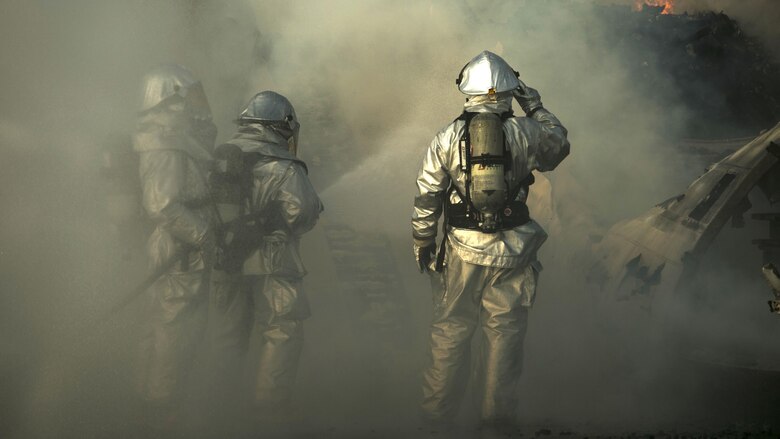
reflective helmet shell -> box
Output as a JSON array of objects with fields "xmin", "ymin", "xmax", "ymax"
[
  {"xmin": 139, "ymin": 64, "xmax": 202, "ymax": 113},
  {"xmin": 456, "ymin": 51, "xmax": 520, "ymax": 96},
  {"xmin": 239, "ymin": 91, "xmax": 300, "ymax": 155},
  {"xmin": 238, "ymin": 91, "xmax": 298, "ymax": 126}
]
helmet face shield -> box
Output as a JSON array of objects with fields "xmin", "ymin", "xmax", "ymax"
[
  {"xmin": 288, "ymin": 121, "xmax": 300, "ymax": 156},
  {"xmin": 456, "ymin": 51, "xmax": 520, "ymax": 96},
  {"xmin": 239, "ymin": 91, "xmax": 297, "ymax": 123},
  {"xmin": 238, "ymin": 91, "xmax": 299, "ymax": 155}
]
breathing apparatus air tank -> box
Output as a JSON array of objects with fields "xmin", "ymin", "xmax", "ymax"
[
  {"xmin": 211, "ymin": 143, "xmax": 245, "ymax": 225},
  {"xmin": 468, "ymin": 112, "xmax": 507, "ymax": 233}
]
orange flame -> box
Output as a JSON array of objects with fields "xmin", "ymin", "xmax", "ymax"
[{"xmin": 633, "ymin": 0, "xmax": 675, "ymax": 14}]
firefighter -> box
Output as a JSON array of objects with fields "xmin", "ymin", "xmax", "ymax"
[
  {"xmin": 412, "ymin": 51, "xmax": 570, "ymax": 430},
  {"xmin": 209, "ymin": 91, "xmax": 322, "ymax": 421},
  {"xmin": 133, "ymin": 64, "xmax": 218, "ymax": 428}
]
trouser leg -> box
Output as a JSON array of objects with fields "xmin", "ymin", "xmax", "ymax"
[
  {"xmin": 476, "ymin": 263, "xmax": 536, "ymax": 423},
  {"xmin": 249, "ymin": 275, "xmax": 309, "ymax": 405},
  {"xmin": 421, "ymin": 249, "xmax": 484, "ymax": 421},
  {"xmin": 207, "ymin": 270, "xmax": 250, "ymax": 382},
  {"xmin": 137, "ymin": 268, "xmax": 210, "ymax": 403}
]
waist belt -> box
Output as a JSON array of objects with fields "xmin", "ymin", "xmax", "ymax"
[{"xmin": 446, "ymin": 199, "xmax": 530, "ymax": 231}]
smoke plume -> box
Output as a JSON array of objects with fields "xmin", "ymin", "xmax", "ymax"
[{"xmin": 1, "ymin": 0, "xmax": 779, "ymax": 437}]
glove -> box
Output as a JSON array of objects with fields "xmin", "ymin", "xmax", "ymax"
[
  {"xmin": 414, "ymin": 242, "xmax": 437, "ymax": 273},
  {"xmin": 512, "ymin": 80, "xmax": 543, "ymax": 116},
  {"xmin": 224, "ymin": 221, "xmax": 257, "ymax": 247},
  {"xmin": 214, "ymin": 221, "xmax": 258, "ymax": 273},
  {"xmin": 173, "ymin": 230, "xmax": 215, "ymax": 272},
  {"xmin": 192, "ymin": 229, "xmax": 216, "ymax": 253}
]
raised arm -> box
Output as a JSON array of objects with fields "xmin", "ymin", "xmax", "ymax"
[{"xmin": 513, "ymin": 82, "xmax": 571, "ymax": 172}]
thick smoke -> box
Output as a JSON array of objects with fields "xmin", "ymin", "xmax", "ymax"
[
  {"xmin": 675, "ymin": 0, "xmax": 780, "ymax": 58},
  {"xmin": 1, "ymin": 0, "xmax": 779, "ymax": 437}
]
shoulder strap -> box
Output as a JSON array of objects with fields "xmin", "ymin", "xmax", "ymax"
[{"xmin": 451, "ymin": 111, "xmax": 535, "ymax": 204}]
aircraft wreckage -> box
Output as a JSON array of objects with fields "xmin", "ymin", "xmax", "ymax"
[{"xmin": 588, "ymin": 122, "xmax": 780, "ymax": 311}]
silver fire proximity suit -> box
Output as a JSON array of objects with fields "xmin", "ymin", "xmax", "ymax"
[
  {"xmin": 133, "ymin": 65, "xmax": 217, "ymax": 404},
  {"xmin": 209, "ymin": 91, "xmax": 323, "ymax": 408},
  {"xmin": 413, "ymin": 51, "xmax": 570, "ymax": 424}
]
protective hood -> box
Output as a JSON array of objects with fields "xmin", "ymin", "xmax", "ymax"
[
  {"xmin": 133, "ymin": 109, "xmax": 215, "ymax": 162},
  {"xmin": 463, "ymin": 91, "xmax": 513, "ymax": 114},
  {"xmin": 457, "ymin": 51, "xmax": 520, "ymax": 96},
  {"xmin": 228, "ymin": 123, "xmax": 307, "ymax": 171},
  {"xmin": 238, "ymin": 91, "xmax": 300, "ymax": 155},
  {"xmin": 139, "ymin": 65, "xmax": 207, "ymax": 113}
]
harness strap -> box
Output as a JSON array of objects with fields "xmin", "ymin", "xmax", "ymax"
[
  {"xmin": 434, "ymin": 110, "xmax": 525, "ymax": 270},
  {"xmin": 434, "ymin": 199, "xmax": 448, "ymax": 273}
]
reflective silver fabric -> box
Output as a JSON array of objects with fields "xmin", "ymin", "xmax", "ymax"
[
  {"xmin": 238, "ymin": 91, "xmax": 300, "ymax": 154},
  {"xmin": 208, "ymin": 272, "xmax": 309, "ymax": 404},
  {"xmin": 139, "ymin": 64, "xmax": 200, "ymax": 113},
  {"xmin": 412, "ymin": 98, "xmax": 570, "ymax": 268},
  {"xmin": 207, "ymin": 270, "xmax": 248, "ymax": 382},
  {"xmin": 209, "ymin": 123, "xmax": 321, "ymax": 406},
  {"xmin": 235, "ymin": 126, "xmax": 322, "ymax": 276},
  {"xmin": 458, "ymin": 51, "xmax": 521, "ymax": 96},
  {"xmin": 133, "ymin": 96, "xmax": 216, "ymax": 402},
  {"xmin": 250, "ymin": 275, "xmax": 309, "ymax": 403},
  {"xmin": 513, "ymin": 80, "xmax": 543, "ymax": 115},
  {"xmin": 463, "ymin": 91, "xmax": 513, "ymax": 114},
  {"xmin": 415, "ymin": 79, "xmax": 569, "ymax": 424},
  {"xmin": 239, "ymin": 91, "xmax": 298, "ymax": 125},
  {"xmin": 421, "ymin": 245, "xmax": 540, "ymax": 421}
]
